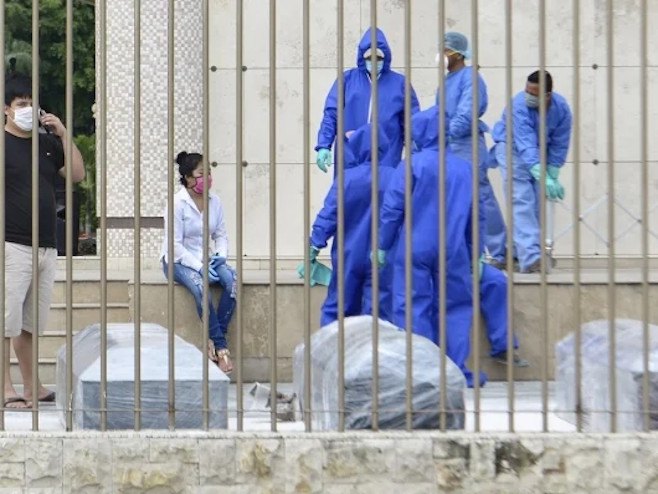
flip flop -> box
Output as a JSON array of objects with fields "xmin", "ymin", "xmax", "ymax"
[
  {"xmin": 4, "ymin": 397, "xmax": 31, "ymax": 409},
  {"xmin": 39, "ymin": 391, "xmax": 56, "ymax": 403}
]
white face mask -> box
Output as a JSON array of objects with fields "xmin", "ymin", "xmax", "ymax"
[
  {"xmin": 435, "ymin": 53, "xmax": 450, "ymax": 70},
  {"xmin": 12, "ymin": 106, "xmax": 33, "ymax": 132}
]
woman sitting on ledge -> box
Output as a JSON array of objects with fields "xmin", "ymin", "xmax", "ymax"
[{"xmin": 160, "ymin": 151, "xmax": 236, "ymax": 374}]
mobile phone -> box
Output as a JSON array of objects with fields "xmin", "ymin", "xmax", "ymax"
[{"xmin": 38, "ymin": 108, "xmax": 51, "ymax": 133}]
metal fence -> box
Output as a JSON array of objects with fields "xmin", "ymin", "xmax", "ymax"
[{"xmin": 0, "ymin": 0, "xmax": 654, "ymax": 434}]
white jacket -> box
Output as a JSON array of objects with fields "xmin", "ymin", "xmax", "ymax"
[{"xmin": 161, "ymin": 187, "xmax": 229, "ymax": 272}]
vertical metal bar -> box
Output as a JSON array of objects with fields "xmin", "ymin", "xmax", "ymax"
[
  {"xmin": 504, "ymin": 0, "xmax": 515, "ymax": 433},
  {"xmin": 437, "ymin": 0, "xmax": 447, "ymax": 433},
  {"xmin": 65, "ymin": 0, "xmax": 74, "ymax": 432},
  {"xmin": 302, "ymin": 0, "xmax": 312, "ymax": 432},
  {"xmin": 403, "ymin": 0, "xmax": 413, "ymax": 431},
  {"xmin": 235, "ymin": 0, "xmax": 244, "ymax": 433},
  {"xmin": 201, "ymin": 0, "xmax": 210, "ymax": 431},
  {"xmin": 572, "ymin": 0, "xmax": 583, "ymax": 432},
  {"xmin": 640, "ymin": 0, "xmax": 650, "ymax": 432},
  {"xmin": 538, "ymin": 0, "xmax": 549, "ymax": 433},
  {"xmin": 166, "ymin": 0, "xmax": 175, "ymax": 430},
  {"xmin": 336, "ymin": 0, "xmax": 346, "ymax": 433},
  {"xmin": 268, "ymin": 0, "xmax": 278, "ymax": 432},
  {"xmin": 99, "ymin": 0, "xmax": 108, "ymax": 432},
  {"xmin": 369, "ymin": 0, "xmax": 380, "ymax": 432},
  {"xmin": 0, "ymin": 0, "xmax": 5, "ymax": 431},
  {"xmin": 133, "ymin": 0, "xmax": 142, "ymax": 432},
  {"xmin": 470, "ymin": 0, "xmax": 481, "ymax": 432},
  {"xmin": 31, "ymin": 0, "xmax": 40, "ymax": 431},
  {"xmin": 606, "ymin": 0, "xmax": 617, "ymax": 433}
]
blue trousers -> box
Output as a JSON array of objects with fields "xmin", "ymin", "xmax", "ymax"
[
  {"xmin": 390, "ymin": 251, "xmax": 486, "ymax": 387},
  {"xmin": 162, "ymin": 261, "xmax": 236, "ymax": 349},
  {"xmin": 480, "ymin": 264, "xmax": 519, "ymax": 357},
  {"xmin": 495, "ymin": 142, "xmax": 541, "ymax": 271},
  {"xmin": 450, "ymin": 135, "xmax": 507, "ymax": 263}
]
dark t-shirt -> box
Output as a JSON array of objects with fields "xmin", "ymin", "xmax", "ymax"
[{"xmin": 5, "ymin": 131, "xmax": 65, "ymax": 248}]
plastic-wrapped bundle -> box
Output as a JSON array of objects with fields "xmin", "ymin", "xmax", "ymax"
[
  {"xmin": 56, "ymin": 323, "xmax": 229, "ymax": 430},
  {"xmin": 293, "ymin": 315, "xmax": 466, "ymax": 430},
  {"xmin": 555, "ymin": 319, "xmax": 658, "ymax": 432}
]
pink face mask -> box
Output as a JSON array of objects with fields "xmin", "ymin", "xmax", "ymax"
[{"xmin": 192, "ymin": 175, "xmax": 213, "ymax": 194}]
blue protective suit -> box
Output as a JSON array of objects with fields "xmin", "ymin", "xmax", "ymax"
[
  {"xmin": 491, "ymin": 91, "xmax": 572, "ymax": 271},
  {"xmin": 315, "ymin": 28, "xmax": 420, "ymax": 169},
  {"xmin": 311, "ymin": 124, "xmax": 395, "ymax": 326},
  {"xmin": 479, "ymin": 264, "xmax": 519, "ymax": 357},
  {"xmin": 379, "ymin": 106, "xmax": 480, "ymax": 384},
  {"xmin": 439, "ymin": 66, "xmax": 507, "ymax": 263}
]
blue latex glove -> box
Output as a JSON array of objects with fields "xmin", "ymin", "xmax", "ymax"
[
  {"xmin": 208, "ymin": 266, "xmax": 220, "ymax": 284},
  {"xmin": 316, "ymin": 148, "xmax": 332, "ymax": 173},
  {"xmin": 211, "ymin": 254, "xmax": 226, "ymax": 270},
  {"xmin": 309, "ymin": 245, "xmax": 320, "ymax": 262},
  {"xmin": 530, "ymin": 164, "xmax": 564, "ymax": 201},
  {"xmin": 370, "ymin": 249, "xmax": 386, "ymax": 267}
]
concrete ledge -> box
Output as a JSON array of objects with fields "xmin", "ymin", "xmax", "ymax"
[
  {"xmin": 0, "ymin": 431, "xmax": 656, "ymax": 492},
  {"xmin": 131, "ymin": 272, "xmax": 658, "ymax": 382}
]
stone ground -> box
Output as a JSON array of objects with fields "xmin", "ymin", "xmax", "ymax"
[{"xmin": 2, "ymin": 381, "xmax": 575, "ymax": 432}]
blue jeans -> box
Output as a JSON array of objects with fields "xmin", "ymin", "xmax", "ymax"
[
  {"xmin": 162, "ymin": 261, "xmax": 236, "ymax": 349},
  {"xmin": 495, "ymin": 142, "xmax": 541, "ymax": 271}
]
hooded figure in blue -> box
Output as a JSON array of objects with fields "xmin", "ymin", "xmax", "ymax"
[
  {"xmin": 310, "ymin": 123, "xmax": 395, "ymax": 327},
  {"xmin": 491, "ymin": 70, "xmax": 572, "ymax": 273},
  {"xmin": 437, "ymin": 32, "xmax": 507, "ymax": 268},
  {"xmin": 315, "ymin": 28, "xmax": 420, "ymax": 173},
  {"xmin": 378, "ymin": 106, "xmax": 482, "ymax": 386}
]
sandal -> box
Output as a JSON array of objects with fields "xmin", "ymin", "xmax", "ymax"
[
  {"xmin": 215, "ymin": 348, "xmax": 233, "ymax": 374},
  {"xmin": 207, "ymin": 340, "xmax": 219, "ymax": 363}
]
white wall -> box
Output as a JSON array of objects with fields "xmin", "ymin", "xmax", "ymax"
[{"xmin": 102, "ymin": 0, "xmax": 658, "ymax": 261}]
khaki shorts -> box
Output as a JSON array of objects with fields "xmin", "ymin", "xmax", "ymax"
[{"xmin": 5, "ymin": 242, "xmax": 57, "ymax": 337}]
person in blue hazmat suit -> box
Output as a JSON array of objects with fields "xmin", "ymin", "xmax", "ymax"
[
  {"xmin": 310, "ymin": 123, "xmax": 395, "ymax": 327},
  {"xmin": 376, "ymin": 106, "xmax": 482, "ymax": 385},
  {"xmin": 438, "ymin": 32, "xmax": 507, "ymax": 268},
  {"xmin": 315, "ymin": 28, "xmax": 420, "ymax": 173},
  {"xmin": 491, "ymin": 70, "xmax": 572, "ymax": 273}
]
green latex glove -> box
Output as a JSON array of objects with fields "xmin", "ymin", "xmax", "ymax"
[
  {"xmin": 296, "ymin": 260, "xmax": 332, "ymax": 287},
  {"xmin": 547, "ymin": 165, "xmax": 561, "ymax": 180},
  {"xmin": 370, "ymin": 249, "xmax": 386, "ymax": 268},
  {"xmin": 309, "ymin": 245, "xmax": 320, "ymax": 262},
  {"xmin": 316, "ymin": 148, "xmax": 332, "ymax": 173},
  {"xmin": 530, "ymin": 164, "xmax": 564, "ymax": 201}
]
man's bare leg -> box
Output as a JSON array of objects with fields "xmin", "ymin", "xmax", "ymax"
[
  {"xmin": 13, "ymin": 330, "xmax": 49, "ymax": 402},
  {"xmin": 3, "ymin": 338, "xmax": 28, "ymax": 408}
]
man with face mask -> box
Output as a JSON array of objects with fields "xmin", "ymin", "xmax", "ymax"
[
  {"xmin": 436, "ymin": 32, "xmax": 508, "ymax": 276},
  {"xmin": 490, "ymin": 70, "xmax": 572, "ymax": 273},
  {"xmin": 2, "ymin": 73, "xmax": 85, "ymax": 408},
  {"xmin": 315, "ymin": 28, "xmax": 420, "ymax": 174}
]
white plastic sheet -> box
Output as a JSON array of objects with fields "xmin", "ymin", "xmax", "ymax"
[
  {"xmin": 555, "ymin": 319, "xmax": 658, "ymax": 432},
  {"xmin": 56, "ymin": 323, "xmax": 229, "ymax": 430},
  {"xmin": 293, "ymin": 315, "xmax": 466, "ymax": 430}
]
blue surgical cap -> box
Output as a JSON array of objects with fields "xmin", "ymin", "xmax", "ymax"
[{"xmin": 443, "ymin": 32, "xmax": 471, "ymax": 60}]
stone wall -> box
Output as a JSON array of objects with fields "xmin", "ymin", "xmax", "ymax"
[{"xmin": 2, "ymin": 431, "xmax": 657, "ymax": 492}]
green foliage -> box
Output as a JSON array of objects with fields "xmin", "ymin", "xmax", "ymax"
[
  {"xmin": 5, "ymin": 0, "xmax": 97, "ymax": 238},
  {"xmin": 5, "ymin": 0, "xmax": 96, "ymax": 134},
  {"xmin": 74, "ymin": 133, "xmax": 96, "ymax": 232}
]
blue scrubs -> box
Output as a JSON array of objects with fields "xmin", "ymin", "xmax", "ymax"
[
  {"xmin": 379, "ymin": 106, "xmax": 480, "ymax": 384},
  {"xmin": 311, "ymin": 124, "xmax": 395, "ymax": 326},
  {"xmin": 440, "ymin": 66, "xmax": 507, "ymax": 263},
  {"xmin": 491, "ymin": 91, "xmax": 572, "ymax": 271},
  {"xmin": 316, "ymin": 28, "xmax": 420, "ymax": 169}
]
